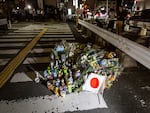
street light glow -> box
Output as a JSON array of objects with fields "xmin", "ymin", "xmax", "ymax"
[
  {"xmin": 27, "ymin": 5, "xmax": 31, "ymax": 9},
  {"xmin": 68, "ymin": 8, "xmax": 72, "ymax": 15},
  {"xmin": 17, "ymin": 7, "xmax": 19, "ymax": 10}
]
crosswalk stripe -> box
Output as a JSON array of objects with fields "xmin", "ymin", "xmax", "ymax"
[
  {"xmin": 15, "ymin": 28, "xmax": 71, "ymax": 30},
  {"xmin": 30, "ymin": 48, "xmax": 52, "ymax": 53},
  {"xmin": 0, "ymin": 35, "xmax": 75, "ymax": 43},
  {"xmin": 0, "ymin": 57, "xmax": 50, "ymax": 66},
  {"xmin": 23, "ymin": 57, "xmax": 50, "ymax": 64},
  {"xmin": 0, "ymin": 59, "xmax": 10, "ymax": 65},
  {"xmin": 0, "ymin": 49, "xmax": 20, "ymax": 54},
  {"xmin": 10, "ymin": 72, "xmax": 33, "ymax": 83},
  {"xmin": 0, "ymin": 35, "xmax": 36, "ymax": 38},
  {"xmin": 8, "ymin": 32, "xmax": 40, "ymax": 35},
  {"xmin": 13, "ymin": 31, "xmax": 72, "ymax": 33},
  {"xmin": 0, "ymin": 48, "xmax": 52, "ymax": 54},
  {"xmin": 0, "ymin": 39, "xmax": 75, "ymax": 47},
  {"xmin": 0, "ymin": 35, "xmax": 74, "ymax": 38},
  {"xmin": 0, "ymin": 43, "xmax": 27, "ymax": 47},
  {"xmin": 40, "ymin": 38, "xmax": 75, "ymax": 41},
  {"xmin": 42, "ymin": 35, "xmax": 74, "ymax": 38},
  {"xmin": 8, "ymin": 32, "xmax": 73, "ymax": 35},
  {"xmin": 0, "ymin": 39, "xmax": 32, "ymax": 42},
  {"xmin": 36, "ymin": 44, "xmax": 55, "ymax": 47},
  {"xmin": 45, "ymin": 33, "xmax": 72, "ymax": 34},
  {"xmin": 0, "ymin": 28, "xmax": 48, "ymax": 88},
  {"xmin": 0, "ymin": 92, "xmax": 107, "ymax": 113}
]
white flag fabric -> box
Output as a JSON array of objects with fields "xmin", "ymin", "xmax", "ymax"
[{"xmin": 82, "ymin": 73, "xmax": 106, "ymax": 94}]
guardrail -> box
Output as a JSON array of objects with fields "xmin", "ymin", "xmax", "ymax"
[
  {"xmin": 78, "ymin": 19, "xmax": 150, "ymax": 70},
  {"xmin": 0, "ymin": 18, "xmax": 7, "ymax": 26}
]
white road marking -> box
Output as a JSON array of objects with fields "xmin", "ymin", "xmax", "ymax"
[
  {"xmin": 40, "ymin": 38, "xmax": 75, "ymax": 41},
  {"xmin": 0, "ymin": 35, "xmax": 36, "ymax": 38},
  {"xmin": 30, "ymin": 48, "xmax": 51, "ymax": 53},
  {"xmin": 0, "ymin": 36, "xmax": 74, "ymax": 39},
  {"xmin": 0, "ymin": 43, "xmax": 26, "ymax": 47},
  {"xmin": 10, "ymin": 72, "xmax": 33, "ymax": 83},
  {"xmin": 0, "ymin": 92, "xmax": 107, "ymax": 113},
  {"xmin": 8, "ymin": 32, "xmax": 72, "ymax": 35},
  {"xmin": 0, "ymin": 49, "xmax": 20, "ymax": 54},
  {"xmin": 42, "ymin": 35, "xmax": 74, "ymax": 38},
  {"xmin": 0, "ymin": 39, "xmax": 32, "ymax": 42},
  {"xmin": 0, "ymin": 48, "xmax": 51, "ymax": 54},
  {"xmin": 8, "ymin": 32, "xmax": 39, "ymax": 35},
  {"xmin": 23, "ymin": 57, "xmax": 50, "ymax": 64},
  {"xmin": 13, "ymin": 31, "xmax": 40, "ymax": 33},
  {"xmin": 13, "ymin": 30, "xmax": 72, "ymax": 33},
  {"xmin": 0, "ymin": 59, "xmax": 10, "ymax": 65},
  {"xmin": 0, "ymin": 57, "xmax": 49, "ymax": 66}
]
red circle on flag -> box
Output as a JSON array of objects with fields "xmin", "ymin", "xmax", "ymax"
[{"xmin": 90, "ymin": 78, "xmax": 99, "ymax": 88}]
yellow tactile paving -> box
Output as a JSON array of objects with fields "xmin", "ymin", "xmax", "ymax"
[{"xmin": 0, "ymin": 28, "xmax": 48, "ymax": 88}]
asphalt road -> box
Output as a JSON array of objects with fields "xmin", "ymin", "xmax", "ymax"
[{"xmin": 0, "ymin": 21, "xmax": 150, "ymax": 113}]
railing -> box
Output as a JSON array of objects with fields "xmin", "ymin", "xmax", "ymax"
[{"xmin": 78, "ymin": 19, "xmax": 150, "ymax": 70}]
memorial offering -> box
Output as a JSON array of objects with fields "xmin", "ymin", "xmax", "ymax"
[{"xmin": 35, "ymin": 40, "xmax": 122, "ymax": 97}]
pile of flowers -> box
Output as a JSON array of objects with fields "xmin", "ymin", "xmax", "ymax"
[{"xmin": 35, "ymin": 41, "xmax": 122, "ymax": 97}]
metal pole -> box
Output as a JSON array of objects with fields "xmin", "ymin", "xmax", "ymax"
[
  {"xmin": 121, "ymin": 0, "xmax": 124, "ymax": 6},
  {"xmin": 106, "ymin": 0, "xmax": 108, "ymax": 14},
  {"xmin": 7, "ymin": 0, "xmax": 11, "ymax": 29}
]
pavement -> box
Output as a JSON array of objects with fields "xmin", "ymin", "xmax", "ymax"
[{"xmin": 0, "ymin": 20, "xmax": 150, "ymax": 113}]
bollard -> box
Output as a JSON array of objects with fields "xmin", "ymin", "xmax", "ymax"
[
  {"xmin": 139, "ymin": 24, "xmax": 147, "ymax": 37},
  {"xmin": 8, "ymin": 20, "xmax": 11, "ymax": 29}
]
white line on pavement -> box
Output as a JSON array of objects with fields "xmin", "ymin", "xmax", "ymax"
[{"xmin": 0, "ymin": 92, "xmax": 107, "ymax": 113}]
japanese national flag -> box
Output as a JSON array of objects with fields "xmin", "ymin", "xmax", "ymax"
[{"xmin": 82, "ymin": 73, "xmax": 106, "ymax": 94}]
